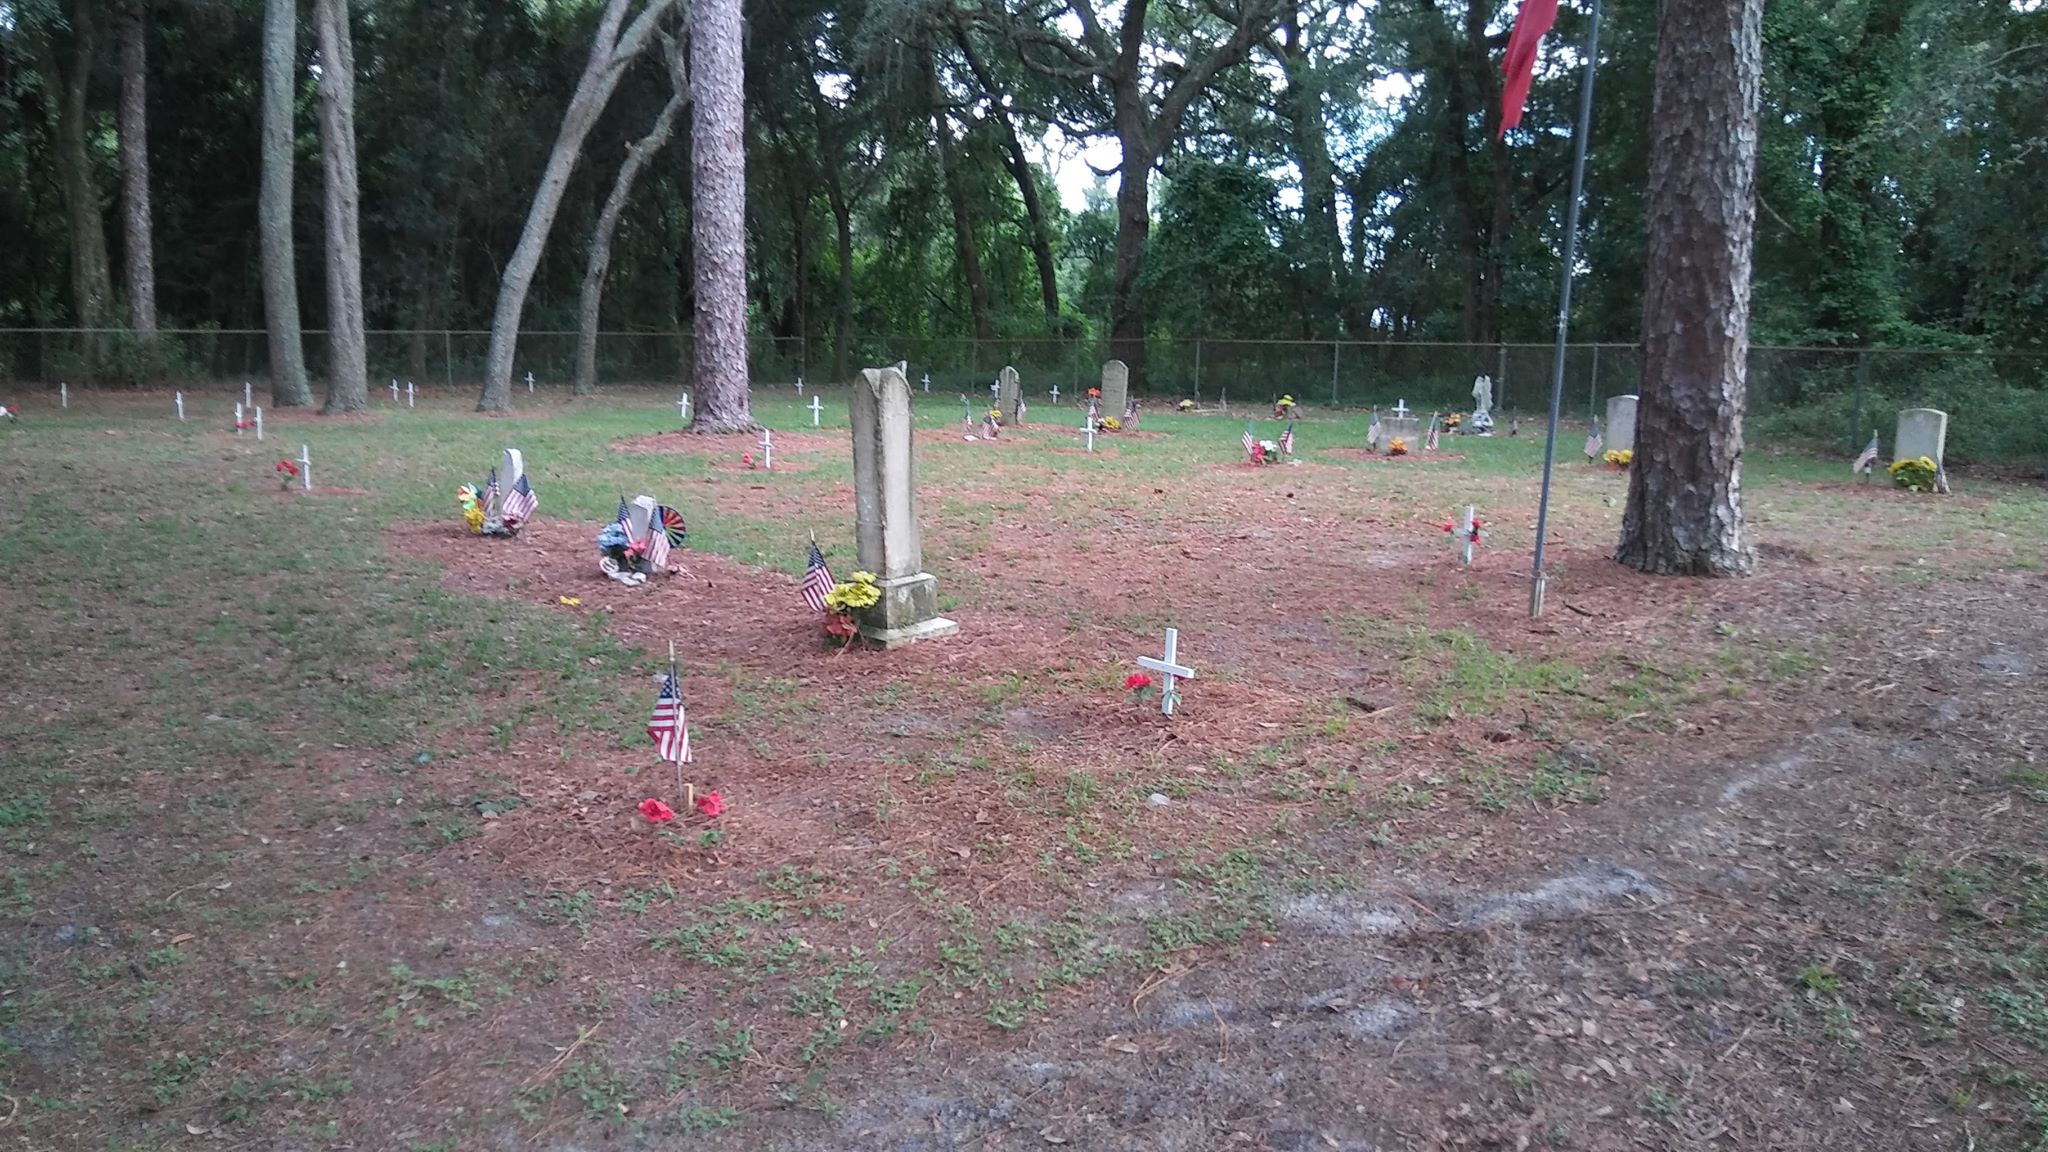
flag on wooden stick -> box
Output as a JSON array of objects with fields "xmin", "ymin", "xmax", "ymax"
[
  {"xmin": 800, "ymin": 534, "xmax": 834, "ymax": 613},
  {"xmin": 1242, "ymin": 421, "xmax": 1258, "ymax": 462},
  {"xmin": 1852, "ymin": 431, "xmax": 1880, "ymax": 475},
  {"xmin": 649, "ymin": 661, "xmax": 691, "ymax": 765},
  {"xmin": 1585, "ymin": 421, "xmax": 1603, "ymax": 461}
]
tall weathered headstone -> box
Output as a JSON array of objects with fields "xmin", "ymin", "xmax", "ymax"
[
  {"xmin": 1605, "ymin": 394, "xmax": 1640, "ymax": 454},
  {"xmin": 851, "ymin": 365, "xmax": 958, "ymax": 647},
  {"xmin": 1894, "ymin": 408, "xmax": 1948, "ymax": 466},
  {"xmin": 998, "ymin": 366, "xmax": 1022, "ymax": 423},
  {"xmin": 1099, "ymin": 361, "xmax": 1129, "ymax": 421}
]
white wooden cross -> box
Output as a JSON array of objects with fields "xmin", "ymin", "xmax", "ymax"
[
  {"xmin": 1082, "ymin": 413, "xmax": 1095, "ymax": 453},
  {"xmin": 254, "ymin": 406, "xmax": 263, "ymax": 441},
  {"xmin": 760, "ymin": 427, "xmax": 773, "ymax": 470},
  {"xmin": 174, "ymin": 392, "xmax": 184, "ymax": 420},
  {"xmin": 795, "ymin": 376, "xmax": 804, "ymax": 395},
  {"xmin": 406, "ymin": 381, "xmax": 415, "ymax": 408},
  {"xmin": 1392, "ymin": 398, "xmax": 1411, "ymax": 419},
  {"xmin": 1136, "ymin": 628, "xmax": 1197, "ymax": 716},
  {"xmin": 1049, "ymin": 384, "xmax": 1060, "ymax": 405},
  {"xmin": 525, "ymin": 371, "xmax": 535, "ymax": 393},
  {"xmin": 390, "ymin": 378, "xmax": 399, "ymax": 402},
  {"xmin": 243, "ymin": 381, "xmax": 253, "ymax": 409},
  {"xmin": 921, "ymin": 372, "xmax": 931, "ymax": 393},
  {"xmin": 1456, "ymin": 504, "xmax": 1477, "ymax": 567},
  {"xmin": 298, "ymin": 443, "xmax": 312, "ymax": 490},
  {"xmin": 60, "ymin": 382, "xmax": 68, "ymax": 408},
  {"xmin": 1220, "ymin": 387, "xmax": 1228, "ymax": 411},
  {"xmin": 809, "ymin": 395, "xmax": 823, "ymax": 426},
  {"xmin": 678, "ymin": 393, "xmax": 691, "ymax": 424},
  {"xmin": 234, "ymin": 402, "xmax": 244, "ymax": 435}
]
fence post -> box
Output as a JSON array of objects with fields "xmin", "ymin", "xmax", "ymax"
[
  {"xmin": 1589, "ymin": 344, "xmax": 1600, "ymax": 417},
  {"xmin": 1330, "ymin": 342, "xmax": 1340, "ymax": 406},
  {"xmin": 1852, "ymin": 349, "xmax": 1869, "ymax": 451},
  {"xmin": 1497, "ymin": 343, "xmax": 1508, "ymax": 412},
  {"xmin": 1193, "ymin": 339, "xmax": 1203, "ymax": 402},
  {"xmin": 444, "ymin": 331, "xmax": 453, "ymax": 390}
]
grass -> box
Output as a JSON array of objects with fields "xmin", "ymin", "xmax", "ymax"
[{"xmin": 3, "ymin": 388, "xmax": 2045, "ymax": 1149}]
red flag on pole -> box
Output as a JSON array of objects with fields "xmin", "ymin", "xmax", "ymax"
[{"xmin": 1498, "ymin": 0, "xmax": 1560, "ymax": 139}]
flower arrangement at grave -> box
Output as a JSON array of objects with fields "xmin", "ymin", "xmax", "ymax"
[
  {"xmin": 1273, "ymin": 395, "xmax": 1296, "ymax": 417},
  {"xmin": 987, "ymin": 407, "xmax": 1004, "ymax": 427},
  {"xmin": 1889, "ymin": 455, "xmax": 1939, "ymax": 492},
  {"xmin": 1388, "ymin": 436, "xmax": 1410, "ymax": 456},
  {"xmin": 1101, "ymin": 415, "xmax": 1122, "ymax": 432},
  {"xmin": 1088, "ymin": 387, "xmax": 1101, "ymax": 401},
  {"xmin": 821, "ymin": 571, "xmax": 881, "ymax": 645},
  {"xmin": 1443, "ymin": 516, "xmax": 1485, "ymax": 546},
  {"xmin": 1123, "ymin": 672, "xmax": 1156, "ymax": 702},
  {"xmin": 456, "ymin": 484, "xmax": 485, "ymax": 532},
  {"xmin": 1251, "ymin": 439, "xmax": 1282, "ymax": 464},
  {"xmin": 1443, "ymin": 413, "xmax": 1462, "ymax": 430},
  {"xmin": 1603, "ymin": 448, "xmax": 1633, "ymax": 469},
  {"xmin": 743, "ymin": 451, "xmax": 756, "ymax": 468},
  {"xmin": 276, "ymin": 459, "xmax": 300, "ymax": 490},
  {"xmin": 639, "ymin": 797, "xmax": 676, "ymax": 824},
  {"xmin": 1178, "ymin": 399, "xmax": 1196, "ymax": 411}
]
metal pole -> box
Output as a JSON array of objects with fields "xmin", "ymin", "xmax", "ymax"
[
  {"xmin": 1194, "ymin": 339, "xmax": 1203, "ymax": 403},
  {"xmin": 1589, "ymin": 343, "xmax": 1600, "ymax": 416},
  {"xmin": 1530, "ymin": 0, "xmax": 1602, "ymax": 619},
  {"xmin": 1330, "ymin": 342, "xmax": 1341, "ymax": 406},
  {"xmin": 1852, "ymin": 350, "xmax": 1868, "ymax": 452},
  {"xmin": 1497, "ymin": 343, "xmax": 1508, "ymax": 413}
]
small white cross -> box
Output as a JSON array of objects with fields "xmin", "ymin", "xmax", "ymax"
[
  {"xmin": 390, "ymin": 378, "xmax": 399, "ymax": 402},
  {"xmin": 795, "ymin": 376, "xmax": 804, "ymax": 395},
  {"xmin": 1456, "ymin": 504, "xmax": 1477, "ymax": 567},
  {"xmin": 1049, "ymin": 385, "xmax": 1060, "ymax": 405},
  {"xmin": 809, "ymin": 395, "xmax": 823, "ymax": 426},
  {"xmin": 234, "ymin": 402, "xmax": 244, "ymax": 434},
  {"xmin": 298, "ymin": 443, "xmax": 312, "ymax": 490},
  {"xmin": 922, "ymin": 372, "xmax": 932, "ymax": 393},
  {"xmin": 1220, "ymin": 388, "xmax": 1228, "ymax": 410},
  {"xmin": 60, "ymin": 382, "xmax": 68, "ymax": 408},
  {"xmin": 525, "ymin": 371, "xmax": 535, "ymax": 393},
  {"xmin": 678, "ymin": 393, "xmax": 691, "ymax": 424},
  {"xmin": 1136, "ymin": 628, "xmax": 1198, "ymax": 716},
  {"xmin": 1082, "ymin": 415, "xmax": 1095, "ymax": 453},
  {"xmin": 1392, "ymin": 398, "xmax": 1411, "ymax": 418},
  {"xmin": 760, "ymin": 428, "xmax": 773, "ymax": 470},
  {"xmin": 243, "ymin": 381, "xmax": 253, "ymax": 409},
  {"xmin": 406, "ymin": 381, "xmax": 415, "ymax": 408},
  {"xmin": 174, "ymin": 392, "xmax": 184, "ymax": 420},
  {"xmin": 254, "ymin": 406, "xmax": 263, "ymax": 440}
]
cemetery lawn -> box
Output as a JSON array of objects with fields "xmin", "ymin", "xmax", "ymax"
[{"xmin": 4, "ymin": 389, "xmax": 2048, "ymax": 1151}]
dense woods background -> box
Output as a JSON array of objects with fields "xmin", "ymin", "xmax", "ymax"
[{"xmin": 1, "ymin": 0, "xmax": 2044, "ymax": 439}]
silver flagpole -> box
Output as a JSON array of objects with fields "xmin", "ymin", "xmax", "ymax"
[{"xmin": 1530, "ymin": 0, "xmax": 1603, "ymax": 617}]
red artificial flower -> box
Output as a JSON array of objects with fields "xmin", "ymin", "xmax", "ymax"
[
  {"xmin": 696, "ymin": 791, "xmax": 726, "ymax": 818},
  {"xmin": 275, "ymin": 460, "xmax": 298, "ymax": 476},
  {"xmin": 1123, "ymin": 672, "xmax": 1153, "ymax": 692},
  {"xmin": 638, "ymin": 798, "xmax": 676, "ymax": 824},
  {"xmin": 743, "ymin": 452, "xmax": 755, "ymax": 468},
  {"xmin": 1250, "ymin": 444, "xmax": 1266, "ymax": 464}
]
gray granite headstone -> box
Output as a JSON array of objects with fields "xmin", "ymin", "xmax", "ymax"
[
  {"xmin": 998, "ymin": 366, "xmax": 1022, "ymax": 423},
  {"xmin": 1894, "ymin": 408, "xmax": 1948, "ymax": 466},
  {"xmin": 1099, "ymin": 361, "xmax": 1129, "ymax": 421},
  {"xmin": 1382, "ymin": 416, "xmax": 1422, "ymax": 454},
  {"xmin": 851, "ymin": 365, "xmax": 957, "ymax": 648},
  {"xmin": 1605, "ymin": 394, "xmax": 1639, "ymax": 454}
]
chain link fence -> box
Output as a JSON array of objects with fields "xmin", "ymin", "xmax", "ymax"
[{"xmin": 6, "ymin": 329, "xmax": 2044, "ymax": 459}]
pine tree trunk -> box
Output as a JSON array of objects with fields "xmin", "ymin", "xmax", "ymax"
[
  {"xmin": 259, "ymin": 0, "xmax": 312, "ymax": 406},
  {"xmin": 1614, "ymin": 0, "xmax": 1763, "ymax": 577},
  {"xmin": 574, "ymin": 84, "xmax": 685, "ymax": 395},
  {"xmin": 688, "ymin": 0, "xmax": 754, "ymax": 432},
  {"xmin": 313, "ymin": 0, "xmax": 368, "ymax": 413},
  {"xmin": 829, "ymin": 188, "xmax": 853, "ymax": 383},
  {"xmin": 39, "ymin": 2, "xmax": 114, "ymax": 375},
  {"xmin": 476, "ymin": 0, "xmax": 682, "ymax": 411},
  {"xmin": 117, "ymin": 0, "xmax": 157, "ymax": 351}
]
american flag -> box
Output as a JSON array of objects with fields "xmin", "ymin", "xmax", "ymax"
[
  {"xmin": 483, "ymin": 469, "xmax": 500, "ymax": 514},
  {"xmin": 646, "ymin": 505, "xmax": 677, "ymax": 570},
  {"xmin": 800, "ymin": 537, "xmax": 834, "ymax": 612},
  {"xmin": 1425, "ymin": 416, "xmax": 1440, "ymax": 451},
  {"xmin": 615, "ymin": 495, "xmax": 631, "ymax": 532},
  {"xmin": 648, "ymin": 665, "xmax": 691, "ymax": 764},
  {"xmin": 501, "ymin": 474, "xmax": 537, "ymax": 523},
  {"xmin": 1366, "ymin": 410, "xmax": 1383, "ymax": 449},
  {"xmin": 1242, "ymin": 420, "xmax": 1257, "ymax": 461},
  {"xmin": 1280, "ymin": 421, "xmax": 1295, "ymax": 456},
  {"xmin": 1852, "ymin": 432, "xmax": 1880, "ymax": 475},
  {"xmin": 1585, "ymin": 422, "xmax": 1603, "ymax": 460}
]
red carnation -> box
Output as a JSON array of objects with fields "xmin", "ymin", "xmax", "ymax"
[
  {"xmin": 276, "ymin": 460, "xmax": 298, "ymax": 476},
  {"xmin": 696, "ymin": 791, "xmax": 725, "ymax": 818},
  {"xmin": 638, "ymin": 798, "xmax": 676, "ymax": 824},
  {"xmin": 1123, "ymin": 672, "xmax": 1153, "ymax": 692}
]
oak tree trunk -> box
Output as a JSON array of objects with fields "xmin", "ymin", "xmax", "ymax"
[
  {"xmin": 476, "ymin": 0, "xmax": 683, "ymax": 411},
  {"xmin": 117, "ymin": 0, "xmax": 156, "ymax": 350},
  {"xmin": 688, "ymin": 0, "xmax": 755, "ymax": 432},
  {"xmin": 39, "ymin": 1, "xmax": 114, "ymax": 374},
  {"xmin": 1614, "ymin": 0, "xmax": 1763, "ymax": 576},
  {"xmin": 258, "ymin": 0, "xmax": 312, "ymax": 405},
  {"xmin": 574, "ymin": 43, "xmax": 685, "ymax": 397},
  {"xmin": 953, "ymin": 25, "xmax": 1059, "ymax": 323},
  {"xmin": 1107, "ymin": 136, "xmax": 1153, "ymax": 384},
  {"xmin": 929, "ymin": 50, "xmax": 995, "ymax": 344},
  {"xmin": 313, "ymin": 0, "xmax": 368, "ymax": 413}
]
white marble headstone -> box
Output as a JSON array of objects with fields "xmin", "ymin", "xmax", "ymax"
[
  {"xmin": 1605, "ymin": 394, "xmax": 1640, "ymax": 454},
  {"xmin": 1894, "ymin": 408, "xmax": 1948, "ymax": 466},
  {"xmin": 499, "ymin": 448, "xmax": 525, "ymax": 488},
  {"xmin": 1099, "ymin": 360, "xmax": 1129, "ymax": 420},
  {"xmin": 628, "ymin": 495, "xmax": 657, "ymax": 541}
]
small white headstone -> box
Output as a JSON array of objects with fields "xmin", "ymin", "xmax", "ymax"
[
  {"xmin": 499, "ymin": 448, "xmax": 526, "ymax": 488},
  {"xmin": 1605, "ymin": 395, "xmax": 1639, "ymax": 454},
  {"xmin": 254, "ymin": 406, "xmax": 263, "ymax": 440},
  {"xmin": 627, "ymin": 495, "xmax": 657, "ymax": 541},
  {"xmin": 1894, "ymin": 408, "xmax": 1948, "ymax": 468},
  {"xmin": 234, "ymin": 402, "xmax": 244, "ymax": 435},
  {"xmin": 60, "ymin": 382, "xmax": 68, "ymax": 408},
  {"xmin": 1135, "ymin": 628, "xmax": 1198, "ymax": 716}
]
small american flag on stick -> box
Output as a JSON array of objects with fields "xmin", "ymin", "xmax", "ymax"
[
  {"xmin": 649, "ymin": 658, "xmax": 691, "ymax": 765},
  {"xmin": 1584, "ymin": 422, "xmax": 1604, "ymax": 461},
  {"xmin": 501, "ymin": 473, "xmax": 537, "ymax": 524},
  {"xmin": 1852, "ymin": 431, "xmax": 1879, "ymax": 476},
  {"xmin": 800, "ymin": 534, "xmax": 834, "ymax": 613},
  {"xmin": 1279, "ymin": 421, "xmax": 1295, "ymax": 457},
  {"xmin": 1242, "ymin": 421, "xmax": 1257, "ymax": 462}
]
